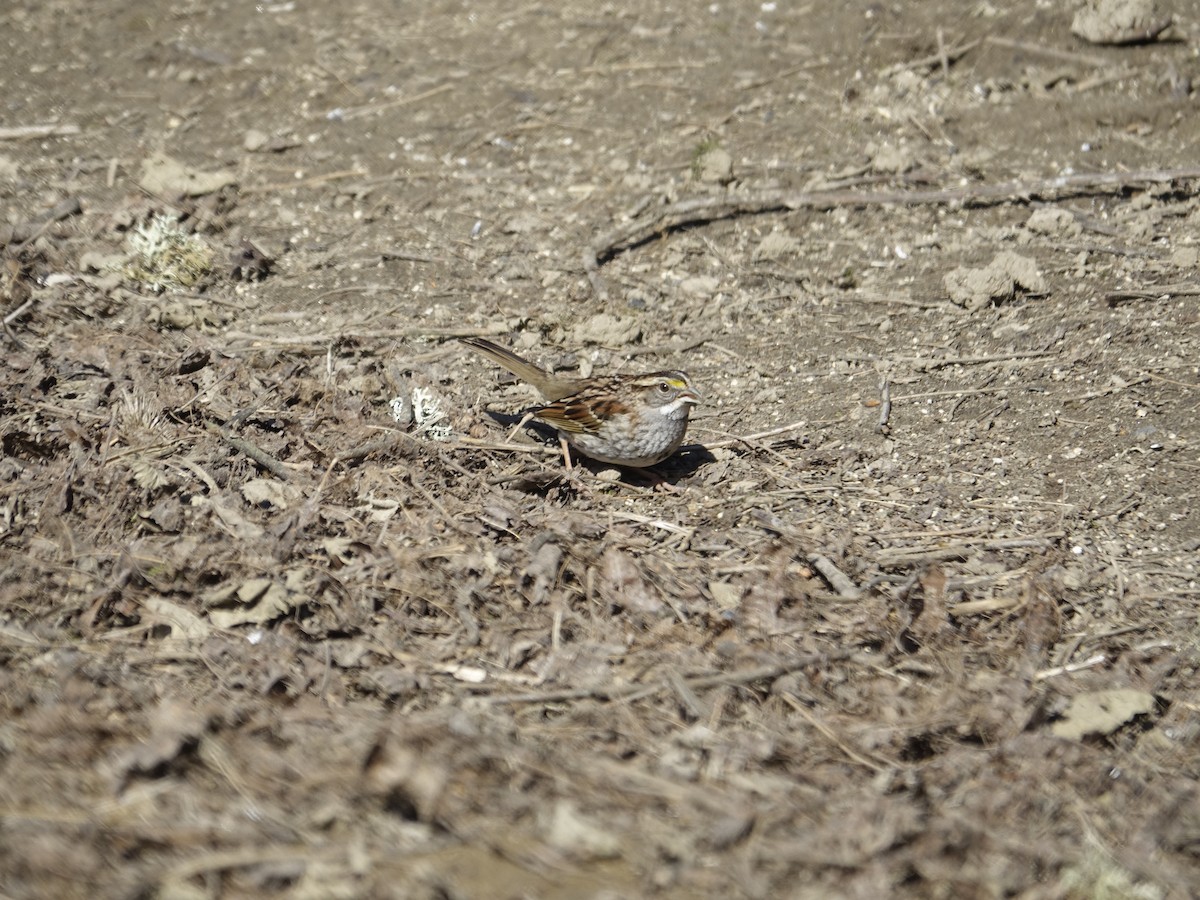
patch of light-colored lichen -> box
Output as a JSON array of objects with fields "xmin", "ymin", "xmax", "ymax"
[{"xmin": 123, "ymin": 215, "xmax": 214, "ymax": 292}]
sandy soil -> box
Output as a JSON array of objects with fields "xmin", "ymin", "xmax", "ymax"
[{"xmin": 2, "ymin": 1, "xmax": 1199, "ymax": 897}]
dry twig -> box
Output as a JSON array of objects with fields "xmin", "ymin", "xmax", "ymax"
[
  {"xmin": 3, "ymin": 294, "xmax": 36, "ymax": 327},
  {"xmin": 0, "ymin": 124, "xmax": 80, "ymax": 140},
  {"xmin": 876, "ymin": 377, "xmax": 892, "ymax": 435},
  {"xmin": 584, "ymin": 167, "xmax": 1200, "ymax": 299},
  {"xmin": 880, "ymin": 38, "xmax": 980, "ymax": 76},
  {"xmin": 1107, "ymin": 283, "xmax": 1200, "ymax": 303},
  {"xmin": 809, "ymin": 555, "xmax": 862, "ymax": 599},
  {"xmin": 700, "ymin": 419, "xmax": 812, "ymax": 451},
  {"xmin": 486, "ymin": 650, "xmax": 854, "ymax": 705},
  {"xmin": 983, "ymin": 35, "xmax": 1109, "ymax": 67},
  {"xmin": 208, "ymin": 425, "xmax": 291, "ymax": 481}
]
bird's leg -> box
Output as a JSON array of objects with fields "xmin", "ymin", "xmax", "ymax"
[{"xmin": 558, "ymin": 435, "xmax": 574, "ymax": 472}]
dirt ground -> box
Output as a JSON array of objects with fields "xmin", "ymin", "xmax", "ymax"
[{"xmin": 2, "ymin": 0, "xmax": 1199, "ymax": 897}]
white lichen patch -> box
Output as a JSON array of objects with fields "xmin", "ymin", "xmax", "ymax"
[
  {"xmin": 407, "ymin": 386, "xmax": 452, "ymax": 441},
  {"xmin": 123, "ymin": 215, "xmax": 214, "ymax": 292}
]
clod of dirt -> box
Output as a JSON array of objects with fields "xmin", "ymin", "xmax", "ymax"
[
  {"xmin": 693, "ymin": 145, "xmax": 734, "ymax": 185},
  {"xmin": 139, "ymin": 151, "xmax": 238, "ymax": 198},
  {"xmin": 241, "ymin": 477, "xmax": 295, "ymax": 511},
  {"xmin": 1071, "ymin": 0, "xmax": 1171, "ymax": 44},
  {"xmin": 678, "ymin": 274, "xmax": 720, "ymax": 296},
  {"xmin": 521, "ymin": 540, "xmax": 563, "ymax": 605},
  {"xmin": 1050, "ymin": 688, "xmax": 1157, "ymax": 740},
  {"xmin": 868, "ymin": 142, "xmax": 916, "ymax": 175},
  {"xmin": 943, "ymin": 250, "xmax": 1047, "ymax": 309},
  {"xmin": 600, "ymin": 547, "xmax": 665, "ymax": 616},
  {"xmin": 78, "ymin": 249, "xmax": 127, "ymax": 273},
  {"xmin": 176, "ymin": 348, "xmax": 211, "ymax": 375},
  {"xmin": 570, "ymin": 312, "xmax": 641, "ymax": 346},
  {"xmin": 243, "ymin": 129, "xmax": 301, "ymax": 153},
  {"xmin": 1025, "ymin": 207, "xmax": 1082, "ymax": 238},
  {"xmin": 363, "ymin": 737, "xmax": 450, "ymax": 822},
  {"xmin": 753, "ymin": 230, "xmax": 801, "ymax": 261},
  {"xmin": 147, "ymin": 296, "xmax": 232, "ymax": 330},
  {"xmin": 243, "ymin": 129, "xmax": 269, "ymax": 151},
  {"xmin": 1170, "ymin": 246, "xmax": 1200, "ymax": 268},
  {"xmin": 140, "ymin": 597, "xmax": 211, "ymax": 640},
  {"xmin": 501, "ymin": 211, "xmax": 549, "ymax": 234}
]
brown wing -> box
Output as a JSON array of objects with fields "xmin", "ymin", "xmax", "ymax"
[
  {"xmin": 534, "ymin": 391, "xmax": 632, "ymax": 435},
  {"xmin": 534, "ymin": 398, "xmax": 605, "ymax": 434}
]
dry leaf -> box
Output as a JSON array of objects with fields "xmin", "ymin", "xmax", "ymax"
[
  {"xmin": 541, "ymin": 800, "xmax": 622, "ymax": 860},
  {"xmin": 139, "ymin": 151, "xmax": 237, "ymax": 198},
  {"xmin": 205, "ymin": 577, "xmax": 297, "ymax": 627},
  {"xmin": 128, "ymin": 456, "xmax": 172, "ymax": 492},
  {"xmin": 521, "ymin": 540, "xmax": 562, "ymax": 605},
  {"xmin": 599, "ymin": 548, "xmax": 664, "ymax": 616},
  {"xmin": 363, "ymin": 738, "xmax": 449, "ymax": 822},
  {"xmin": 114, "ymin": 699, "xmax": 208, "ymax": 787},
  {"xmin": 140, "ymin": 596, "xmax": 211, "ymax": 639},
  {"xmin": 1050, "ymin": 689, "xmax": 1156, "ymax": 740},
  {"xmin": 241, "ymin": 477, "xmax": 293, "ymax": 511}
]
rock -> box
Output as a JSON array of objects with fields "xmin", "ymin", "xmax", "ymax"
[
  {"xmin": 1025, "ymin": 207, "xmax": 1081, "ymax": 238},
  {"xmin": 944, "ymin": 251, "xmax": 1047, "ymax": 309},
  {"xmin": 243, "ymin": 129, "xmax": 269, "ymax": 152},
  {"xmin": 1072, "ymin": 0, "xmax": 1168, "ymax": 44},
  {"xmin": 693, "ymin": 145, "xmax": 734, "ymax": 184}
]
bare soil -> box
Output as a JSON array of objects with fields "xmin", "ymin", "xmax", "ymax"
[{"xmin": 2, "ymin": 1, "xmax": 1199, "ymax": 897}]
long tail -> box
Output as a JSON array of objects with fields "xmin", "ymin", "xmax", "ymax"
[{"xmin": 459, "ymin": 337, "xmax": 576, "ymax": 400}]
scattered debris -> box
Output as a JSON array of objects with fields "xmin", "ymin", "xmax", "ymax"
[{"xmin": 228, "ymin": 238, "xmax": 274, "ymax": 281}]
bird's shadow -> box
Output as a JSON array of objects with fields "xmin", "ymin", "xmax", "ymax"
[{"xmin": 658, "ymin": 443, "xmax": 717, "ymax": 479}]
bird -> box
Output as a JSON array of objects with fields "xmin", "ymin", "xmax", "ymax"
[{"xmin": 458, "ymin": 337, "xmax": 700, "ymax": 469}]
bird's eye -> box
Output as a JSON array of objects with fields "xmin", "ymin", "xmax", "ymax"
[{"xmin": 657, "ymin": 381, "xmax": 672, "ymax": 394}]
